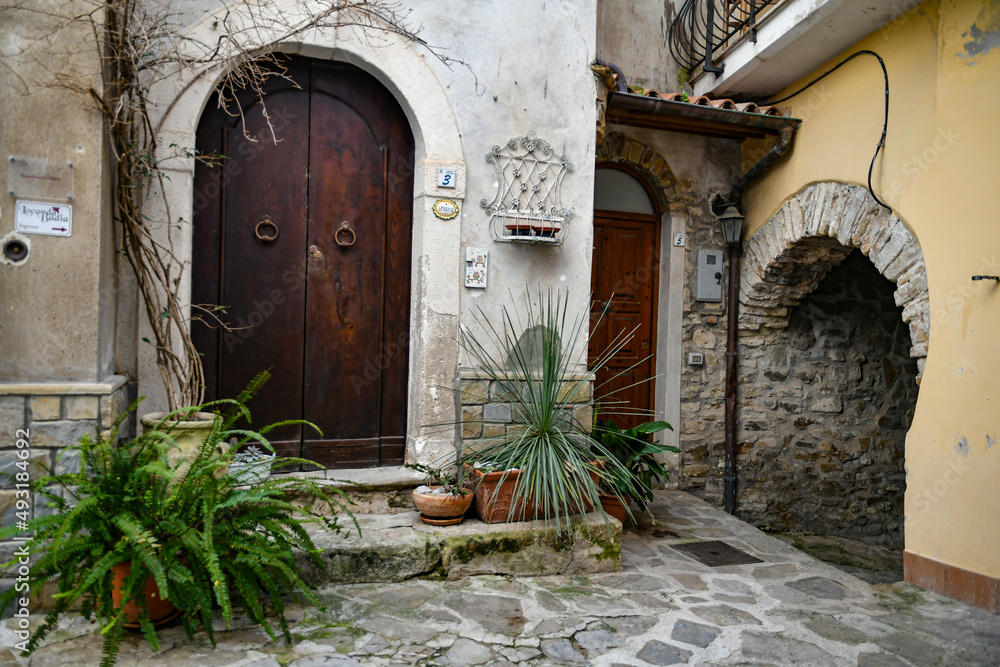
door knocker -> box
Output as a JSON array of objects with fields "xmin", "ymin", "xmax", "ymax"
[
  {"xmin": 335, "ymin": 220, "xmax": 356, "ymax": 247},
  {"xmin": 254, "ymin": 216, "xmax": 279, "ymax": 242}
]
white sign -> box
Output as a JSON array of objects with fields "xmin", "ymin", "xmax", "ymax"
[
  {"xmin": 437, "ymin": 168, "xmax": 457, "ymax": 188},
  {"xmin": 14, "ymin": 200, "xmax": 72, "ymax": 237},
  {"xmin": 464, "ymin": 246, "xmax": 488, "ymax": 289}
]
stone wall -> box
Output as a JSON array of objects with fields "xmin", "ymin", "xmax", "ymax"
[
  {"xmin": 458, "ymin": 374, "xmax": 593, "ymax": 457},
  {"xmin": 734, "ymin": 252, "xmax": 918, "ymax": 548},
  {"xmin": 0, "ymin": 375, "xmax": 134, "ymax": 614}
]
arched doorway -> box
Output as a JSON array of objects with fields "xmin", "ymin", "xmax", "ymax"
[
  {"xmin": 590, "ymin": 165, "xmax": 661, "ymax": 427},
  {"xmin": 191, "ymin": 56, "xmax": 414, "ymax": 468}
]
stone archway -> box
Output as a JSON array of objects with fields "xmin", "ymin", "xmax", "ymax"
[
  {"xmin": 740, "ymin": 182, "xmax": 929, "ymax": 378},
  {"xmin": 140, "ymin": 7, "xmax": 466, "ymax": 466},
  {"xmin": 735, "ymin": 182, "xmax": 927, "ymax": 550}
]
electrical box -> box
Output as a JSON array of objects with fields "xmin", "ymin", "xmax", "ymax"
[
  {"xmin": 688, "ymin": 352, "xmax": 704, "ymax": 366},
  {"xmin": 696, "ymin": 250, "xmax": 723, "ymax": 302}
]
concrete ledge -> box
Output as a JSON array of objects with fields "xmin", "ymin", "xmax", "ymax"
[
  {"xmin": 0, "ymin": 375, "xmax": 128, "ymax": 396},
  {"xmin": 298, "ymin": 511, "xmax": 622, "ymax": 585}
]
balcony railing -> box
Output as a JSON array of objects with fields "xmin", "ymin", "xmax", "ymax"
[{"xmin": 669, "ymin": 0, "xmax": 782, "ymax": 75}]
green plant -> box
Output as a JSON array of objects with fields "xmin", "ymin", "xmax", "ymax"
[
  {"xmin": 0, "ymin": 372, "xmax": 354, "ymax": 667},
  {"xmin": 455, "ymin": 289, "xmax": 636, "ymax": 532},
  {"xmin": 404, "ymin": 462, "xmax": 468, "ymax": 496},
  {"xmin": 592, "ymin": 419, "xmax": 678, "ymax": 511}
]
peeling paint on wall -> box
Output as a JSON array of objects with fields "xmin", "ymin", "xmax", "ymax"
[
  {"xmin": 956, "ymin": 436, "xmax": 969, "ymax": 456},
  {"xmin": 960, "ymin": 3, "xmax": 1000, "ymax": 63},
  {"xmin": 988, "ymin": 434, "xmax": 996, "ymax": 449}
]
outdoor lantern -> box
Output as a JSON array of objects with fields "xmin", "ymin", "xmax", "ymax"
[{"xmin": 718, "ymin": 206, "xmax": 745, "ymax": 247}]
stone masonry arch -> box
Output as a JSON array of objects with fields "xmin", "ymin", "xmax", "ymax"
[
  {"xmin": 596, "ymin": 132, "xmax": 687, "ymax": 212},
  {"xmin": 740, "ymin": 182, "xmax": 929, "ymax": 379}
]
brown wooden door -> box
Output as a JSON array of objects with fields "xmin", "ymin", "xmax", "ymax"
[
  {"xmin": 589, "ymin": 211, "xmax": 660, "ymax": 429},
  {"xmin": 192, "ymin": 57, "xmax": 413, "ymax": 468}
]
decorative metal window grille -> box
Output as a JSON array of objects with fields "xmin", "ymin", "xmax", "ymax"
[
  {"xmin": 481, "ymin": 132, "xmax": 575, "ymax": 245},
  {"xmin": 669, "ymin": 0, "xmax": 781, "ymax": 75}
]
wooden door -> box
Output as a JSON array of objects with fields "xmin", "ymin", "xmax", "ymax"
[
  {"xmin": 590, "ymin": 211, "xmax": 660, "ymax": 429},
  {"xmin": 192, "ymin": 57, "xmax": 413, "ymax": 468}
]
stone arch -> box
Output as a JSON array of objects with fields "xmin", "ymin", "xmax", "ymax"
[
  {"xmin": 740, "ymin": 182, "xmax": 929, "ymax": 379},
  {"xmin": 595, "ymin": 132, "xmax": 684, "ymax": 212},
  {"xmin": 137, "ymin": 6, "xmax": 465, "ymax": 465}
]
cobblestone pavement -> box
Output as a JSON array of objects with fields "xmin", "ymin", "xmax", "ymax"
[{"xmin": 1, "ymin": 491, "xmax": 998, "ymax": 666}]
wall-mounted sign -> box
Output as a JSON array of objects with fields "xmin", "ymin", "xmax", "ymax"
[
  {"xmin": 433, "ymin": 198, "xmax": 459, "ymax": 220},
  {"xmin": 437, "ymin": 168, "xmax": 457, "ymax": 188},
  {"xmin": 464, "ymin": 246, "xmax": 488, "ymax": 289},
  {"xmin": 7, "ymin": 156, "xmax": 74, "ymax": 202},
  {"xmin": 14, "ymin": 200, "xmax": 72, "ymax": 237}
]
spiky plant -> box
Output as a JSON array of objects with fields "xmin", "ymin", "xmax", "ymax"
[
  {"xmin": 456, "ymin": 288, "xmax": 638, "ymax": 532},
  {"xmin": 0, "ymin": 372, "xmax": 352, "ymax": 667}
]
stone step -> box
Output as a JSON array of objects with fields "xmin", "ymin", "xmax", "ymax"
[{"xmin": 296, "ymin": 511, "xmax": 622, "ymax": 585}]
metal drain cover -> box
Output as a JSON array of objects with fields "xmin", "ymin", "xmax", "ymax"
[{"xmin": 671, "ymin": 540, "xmax": 763, "ymax": 567}]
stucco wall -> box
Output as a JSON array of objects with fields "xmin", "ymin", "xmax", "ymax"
[
  {"xmin": 0, "ymin": 4, "xmax": 116, "ymax": 383},
  {"xmin": 741, "ymin": 0, "xmax": 1000, "ymax": 578}
]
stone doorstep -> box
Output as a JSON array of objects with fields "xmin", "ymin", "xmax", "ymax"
[{"xmin": 296, "ymin": 510, "xmax": 622, "ymax": 585}]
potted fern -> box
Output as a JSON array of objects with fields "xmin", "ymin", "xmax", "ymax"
[
  {"xmin": 0, "ymin": 372, "xmax": 353, "ymax": 666},
  {"xmin": 591, "ymin": 419, "xmax": 677, "ymax": 521},
  {"xmin": 455, "ymin": 288, "xmax": 635, "ymax": 532}
]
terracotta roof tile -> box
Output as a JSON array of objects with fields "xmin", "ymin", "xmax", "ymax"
[{"xmin": 625, "ymin": 84, "xmax": 791, "ymax": 118}]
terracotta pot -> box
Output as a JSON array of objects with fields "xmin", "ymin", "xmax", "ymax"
[
  {"xmin": 412, "ymin": 486, "xmax": 474, "ymax": 525},
  {"xmin": 599, "ymin": 493, "xmax": 633, "ymax": 523},
  {"xmin": 465, "ymin": 463, "xmax": 602, "ymax": 524},
  {"xmin": 465, "ymin": 467, "xmax": 538, "ymax": 524},
  {"xmin": 111, "ymin": 561, "xmax": 179, "ymax": 629}
]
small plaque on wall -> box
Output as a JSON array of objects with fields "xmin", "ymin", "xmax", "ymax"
[
  {"xmin": 7, "ymin": 156, "xmax": 74, "ymax": 201},
  {"xmin": 15, "ymin": 200, "xmax": 72, "ymax": 237}
]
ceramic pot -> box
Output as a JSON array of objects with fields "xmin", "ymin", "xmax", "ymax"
[
  {"xmin": 140, "ymin": 412, "xmax": 229, "ymax": 479},
  {"xmin": 412, "ymin": 486, "xmax": 474, "ymax": 525},
  {"xmin": 111, "ymin": 561, "xmax": 180, "ymax": 629},
  {"xmin": 599, "ymin": 493, "xmax": 633, "ymax": 523}
]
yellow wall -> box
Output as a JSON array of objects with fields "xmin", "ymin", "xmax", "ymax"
[{"xmin": 744, "ymin": 0, "xmax": 1000, "ymax": 578}]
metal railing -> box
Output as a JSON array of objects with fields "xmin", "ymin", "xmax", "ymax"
[{"xmin": 669, "ymin": 0, "xmax": 782, "ymax": 75}]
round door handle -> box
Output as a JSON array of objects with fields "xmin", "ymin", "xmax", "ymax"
[
  {"xmin": 335, "ymin": 220, "xmax": 356, "ymax": 247},
  {"xmin": 255, "ymin": 216, "xmax": 279, "ymax": 242}
]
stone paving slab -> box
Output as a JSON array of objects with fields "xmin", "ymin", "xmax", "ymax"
[{"xmin": 1, "ymin": 491, "xmax": 999, "ymax": 666}]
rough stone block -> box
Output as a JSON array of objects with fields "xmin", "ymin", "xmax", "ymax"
[
  {"xmin": 29, "ymin": 420, "xmax": 98, "ymax": 450},
  {"xmin": 0, "ymin": 449, "xmax": 49, "ymax": 489},
  {"xmin": 558, "ymin": 381, "xmax": 591, "ymax": 404},
  {"xmin": 0, "ymin": 491, "xmax": 23, "ymax": 531},
  {"xmin": 29, "ymin": 396, "xmax": 61, "ymax": 422},
  {"xmin": 439, "ymin": 512, "xmax": 621, "ymax": 578},
  {"xmin": 812, "ymin": 397, "xmax": 842, "ymax": 413},
  {"xmin": 483, "ymin": 403, "xmax": 512, "ymax": 424},
  {"xmin": 483, "ymin": 423, "xmax": 505, "ymax": 438},
  {"xmin": 65, "ymin": 396, "xmax": 99, "ymax": 421},
  {"xmin": 459, "ymin": 380, "xmax": 489, "ymax": 405},
  {"xmin": 462, "ymin": 406, "xmax": 483, "ymax": 439},
  {"xmin": 0, "ymin": 397, "xmax": 26, "ymax": 432}
]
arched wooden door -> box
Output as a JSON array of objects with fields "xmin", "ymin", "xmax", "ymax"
[
  {"xmin": 192, "ymin": 57, "xmax": 414, "ymax": 468},
  {"xmin": 590, "ymin": 166, "xmax": 661, "ymax": 429}
]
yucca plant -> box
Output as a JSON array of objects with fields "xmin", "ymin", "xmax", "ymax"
[
  {"xmin": 0, "ymin": 372, "xmax": 353, "ymax": 667},
  {"xmin": 456, "ymin": 288, "xmax": 638, "ymax": 533}
]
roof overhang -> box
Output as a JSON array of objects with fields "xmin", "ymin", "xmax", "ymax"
[{"xmin": 605, "ymin": 92, "xmax": 801, "ymax": 140}]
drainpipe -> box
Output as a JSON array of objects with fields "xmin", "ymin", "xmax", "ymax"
[
  {"xmin": 729, "ymin": 125, "xmax": 794, "ymax": 208},
  {"xmin": 719, "ymin": 124, "xmax": 796, "ymax": 515},
  {"xmin": 723, "ymin": 240, "xmax": 740, "ymax": 515}
]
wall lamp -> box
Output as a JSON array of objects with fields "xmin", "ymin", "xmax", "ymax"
[{"xmin": 718, "ymin": 206, "xmax": 745, "ymax": 247}]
